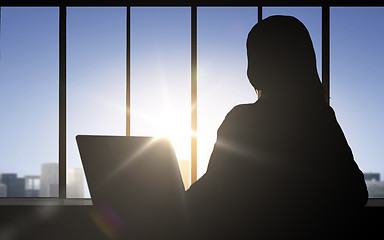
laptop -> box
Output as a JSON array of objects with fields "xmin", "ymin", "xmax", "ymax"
[{"xmin": 76, "ymin": 135, "xmax": 187, "ymax": 239}]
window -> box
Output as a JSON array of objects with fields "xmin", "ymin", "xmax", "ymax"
[
  {"xmin": 67, "ymin": 7, "xmax": 126, "ymax": 198},
  {"xmin": 0, "ymin": 2, "xmax": 383, "ymax": 205},
  {"xmin": 197, "ymin": 7, "xmax": 257, "ymax": 179},
  {"xmin": 331, "ymin": 7, "xmax": 384, "ymax": 197},
  {"xmin": 130, "ymin": 7, "xmax": 191, "ymax": 189},
  {"xmin": 0, "ymin": 7, "xmax": 59, "ymax": 197}
]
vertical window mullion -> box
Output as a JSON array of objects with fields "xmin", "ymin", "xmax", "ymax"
[
  {"xmin": 59, "ymin": 5, "xmax": 67, "ymax": 199},
  {"xmin": 322, "ymin": 4, "xmax": 330, "ymax": 105},
  {"xmin": 126, "ymin": 6, "xmax": 131, "ymax": 136},
  {"xmin": 258, "ymin": 5, "xmax": 262, "ymax": 99},
  {"xmin": 191, "ymin": 5, "xmax": 197, "ymax": 184}
]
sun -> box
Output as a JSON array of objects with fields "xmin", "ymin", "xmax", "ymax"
[{"xmin": 153, "ymin": 111, "xmax": 191, "ymax": 161}]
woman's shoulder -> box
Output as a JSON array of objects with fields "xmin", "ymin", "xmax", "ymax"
[
  {"xmin": 225, "ymin": 102, "xmax": 259, "ymax": 120},
  {"xmin": 218, "ymin": 102, "xmax": 261, "ymax": 135}
]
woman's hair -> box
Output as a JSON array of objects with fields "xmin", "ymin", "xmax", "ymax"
[{"xmin": 247, "ymin": 15, "xmax": 326, "ymax": 103}]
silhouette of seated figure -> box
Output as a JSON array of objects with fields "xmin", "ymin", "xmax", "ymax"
[{"xmin": 186, "ymin": 15, "xmax": 368, "ymax": 239}]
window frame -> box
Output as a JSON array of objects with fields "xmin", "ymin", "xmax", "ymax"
[{"xmin": 0, "ymin": 0, "xmax": 382, "ymax": 206}]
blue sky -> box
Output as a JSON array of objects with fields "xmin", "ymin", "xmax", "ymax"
[
  {"xmin": 0, "ymin": 7, "xmax": 59, "ymax": 178},
  {"xmin": 330, "ymin": 7, "xmax": 384, "ymax": 177},
  {"xmin": 130, "ymin": 7, "xmax": 191, "ymax": 163},
  {"xmin": 0, "ymin": 7, "xmax": 383, "ymax": 197}
]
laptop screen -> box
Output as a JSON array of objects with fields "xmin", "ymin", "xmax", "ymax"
[{"xmin": 76, "ymin": 135, "xmax": 187, "ymax": 238}]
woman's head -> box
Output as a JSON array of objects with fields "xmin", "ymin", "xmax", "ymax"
[{"xmin": 247, "ymin": 15, "xmax": 323, "ymax": 99}]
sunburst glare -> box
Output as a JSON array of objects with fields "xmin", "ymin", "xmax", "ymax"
[{"xmin": 148, "ymin": 110, "xmax": 191, "ymax": 161}]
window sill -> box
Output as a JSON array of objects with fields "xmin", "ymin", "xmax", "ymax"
[
  {"xmin": 0, "ymin": 198, "xmax": 92, "ymax": 206},
  {"xmin": 365, "ymin": 198, "xmax": 384, "ymax": 207}
]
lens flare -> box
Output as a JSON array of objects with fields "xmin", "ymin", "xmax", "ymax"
[{"xmin": 90, "ymin": 204, "xmax": 124, "ymax": 239}]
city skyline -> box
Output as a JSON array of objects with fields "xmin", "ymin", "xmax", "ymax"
[
  {"xmin": 1, "ymin": 167, "xmax": 383, "ymax": 197},
  {"xmin": 0, "ymin": 162, "xmax": 85, "ymax": 198},
  {"xmin": 0, "ymin": 159, "xmax": 191, "ymax": 197}
]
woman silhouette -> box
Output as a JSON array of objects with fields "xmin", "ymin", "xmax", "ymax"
[{"xmin": 186, "ymin": 15, "xmax": 368, "ymax": 239}]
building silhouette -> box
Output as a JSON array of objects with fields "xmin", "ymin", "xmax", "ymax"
[
  {"xmin": 67, "ymin": 168, "xmax": 85, "ymax": 198},
  {"xmin": 364, "ymin": 172, "xmax": 380, "ymax": 182},
  {"xmin": 40, "ymin": 163, "xmax": 58, "ymax": 197},
  {"xmin": 25, "ymin": 175, "xmax": 40, "ymax": 197},
  {"xmin": 366, "ymin": 181, "xmax": 384, "ymax": 198},
  {"xmin": 0, "ymin": 173, "xmax": 25, "ymax": 197},
  {"xmin": 0, "ymin": 183, "xmax": 7, "ymax": 197},
  {"xmin": 364, "ymin": 172, "xmax": 384, "ymax": 197}
]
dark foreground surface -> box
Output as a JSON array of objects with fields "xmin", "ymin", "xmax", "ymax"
[{"xmin": 0, "ymin": 204, "xmax": 382, "ymax": 240}]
